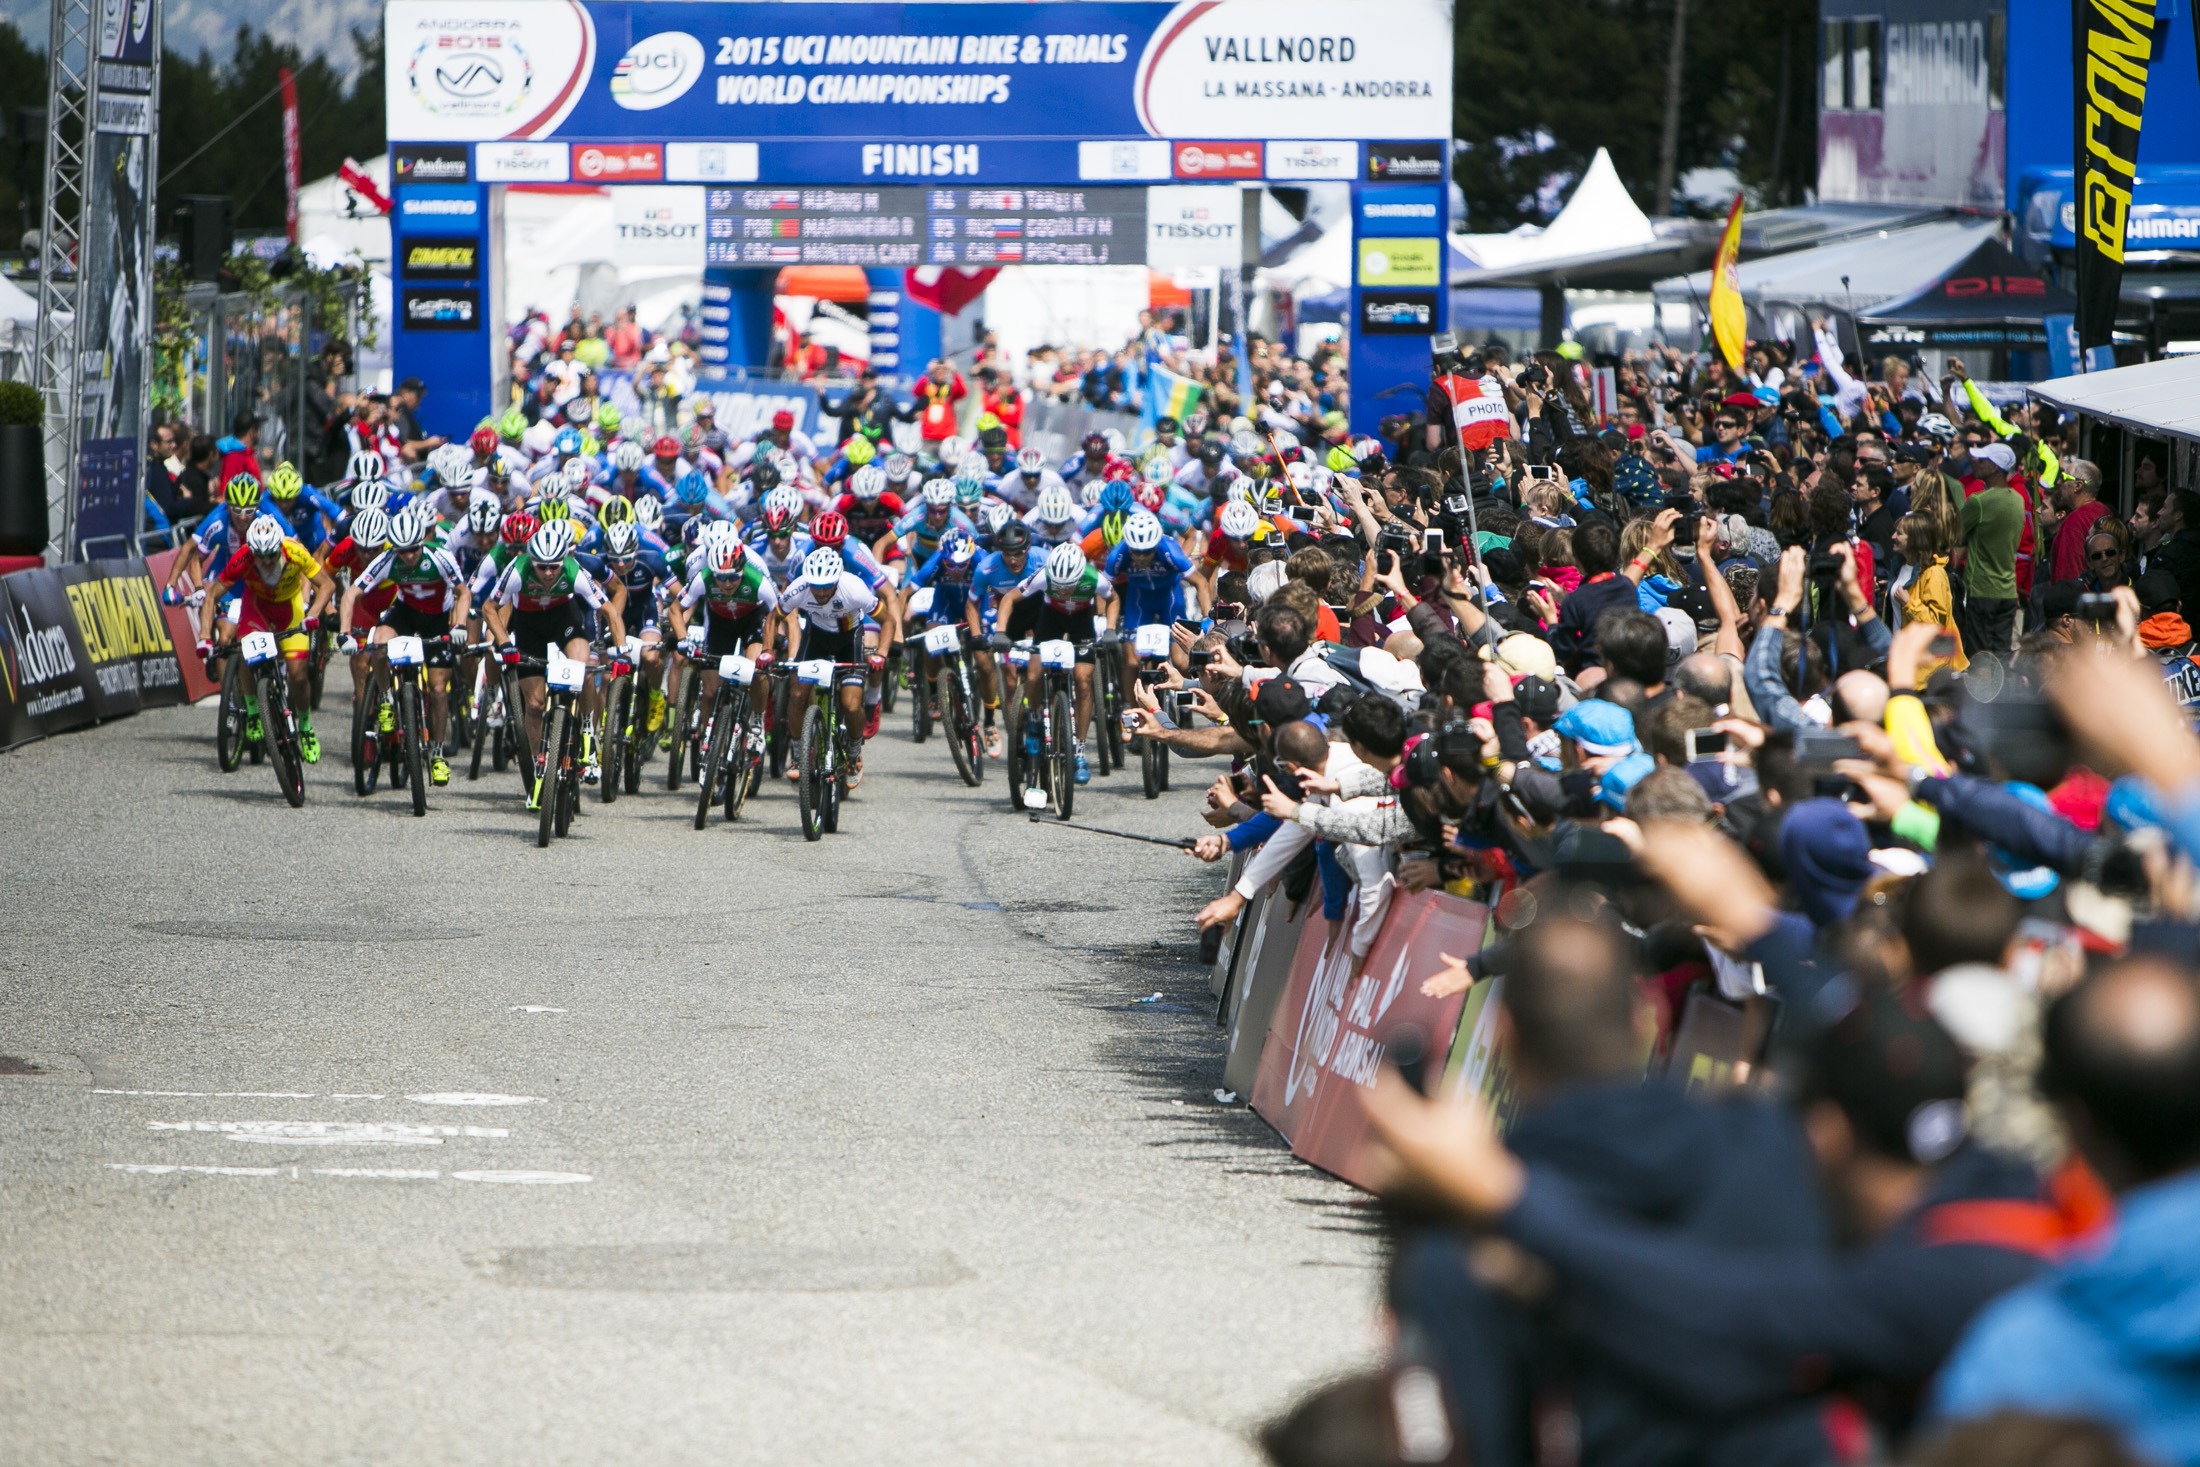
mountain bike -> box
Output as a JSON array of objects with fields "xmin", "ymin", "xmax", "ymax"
[
  {"xmin": 664, "ymin": 653, "xmax": 704, "ymax": 792},
  {"xmin": 507, "ymin": 646, "xmax": 598, "ymax": 847},
  {"xmin": 691, "ymin": 651, "xmax": 767, "ymax": 828},
  {"xmin": 214, "ymin": 641, "xmax": 252, "ymax": 773},
  {"xmin": 916, "ymin": 620, "xmax": 983, "ymax": 787},
  {"xmin": 597, "ymin": 636, "xmax": 642, "ymax": 805},
  {"xmin": 794, "ymin": 659, "xmax": 862, "ymax": 842},
  {"xmin": 381, "ymin": 631, "xmax": 461, "ymax": 817},
  {"xmin": 233, "ymin": 629, "xmax": 307, "ymax": 808},
  {"xmin": 462, "ymin": 653, "xmax": 518, "ymax": 783},
  {"xmin": 1001, "ymin": 638, "xmax": 1033, "ymax": 815},
  {"xmin": 1091, "ymin": 618, "xmax": 1126, "ymax": 777},
  {"xmin": 1130, "ymin": 623, "xmax": 1175, "ymax": 800},
  {"xmin": 1015, "ymin": 637, "xmax": 1082, "ymax": 820}
]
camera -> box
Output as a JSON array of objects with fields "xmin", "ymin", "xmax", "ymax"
[
  {"xmin": 1225, "ymin": 629, "xmax": 1264, "ymax": 668},
  {"xmin": 1186, "ymin": 646, "xmax": 1216, "ymax": 674},
  {"xmin": 2074, "ymin": 592, "xmax": 2119, "ymax": 624},
  {"xmin": 1518, "ymin": 363, "xmax": 1548, "ymax": 390}
]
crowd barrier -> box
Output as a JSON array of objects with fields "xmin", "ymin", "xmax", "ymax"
[{"xmin": 0, "ymin": 556, "xmax": 194, "ymax": 752}]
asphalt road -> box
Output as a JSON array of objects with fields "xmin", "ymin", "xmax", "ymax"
[{"xmin": 0, "ymin": 668, "xmax": 1380, "ymax": 1465}]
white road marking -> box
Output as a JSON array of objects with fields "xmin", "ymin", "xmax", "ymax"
[
  {"xmin": 450, "ymin": 1170, "xmax": 591, "ymax": 1185},
  {"xmin": 313, "ymin": 1168, "xmax": 441, "ymax": 1180},
  {"xmin": 107, "ymin": 1163, "xmax": 282, "ymax": 1177},
  {"xmin": 147, "ymin": 1121, "xmax": 509, "ymax": 1145},
  {"xmin": 330, "ymin": 1094, "xmax": 388, "ymax": 1101},
  {"xmin": 93, "ymin": 1090, "xmax": 315, "ymax": 1098},
  {"xmin": 509, "ymin": 1006, "xmax": 567, "ymax": 1013},
  {"xmin": 405, "ymin": 1093, "xmax": 544, "ymax": 1107}
]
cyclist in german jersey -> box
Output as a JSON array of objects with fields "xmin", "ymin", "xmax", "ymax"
[
  {"xmin": 338, "ymin": 505, "xmax": 473, "ymax": 785},
  {"xmin": 992, "ymin": 541, "xmax": 1117, "ymax": 785},
  {"xmin": 196, "ymin": 514, "xmax": 337, "ymax": 762}
]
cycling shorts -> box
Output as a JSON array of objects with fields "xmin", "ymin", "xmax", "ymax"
[
  {"xmin": 704, "ymin": 607, "xmax": 767, "ymax": 656},
  {"xmin": 1004, "ymin": 597, "xmax": 1042, "ymax": 641},
  {"xmin": 1032, "ymin": 604, "xmax": 1097, "ymax": 663},
  {"xmin": 796, "ymin": 625, "xmax": 870, "ymax": 687},
  {"xmin": 379, "ymin": 603, "xmax": 450, "ymax": 642},
  {"xmin": 1117, "ymin": 592, "xmax": 1179, "ymax": 632},
  {"xmin": 508, "ymin": 603, "xmax": 591, "ymax": 656},
  {"xmin": 236, "ymin": 593, "xmax": 309, "ymax": 659}
]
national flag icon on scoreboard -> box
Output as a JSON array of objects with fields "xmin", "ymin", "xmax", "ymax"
[
  {"xmin": 966, "ymin": 242, "xmax": 1022, "ymax": 262},
  {"xmin": 765, "ymin": 244, "xmax": 800, "ymax": 262},
  {"xmin": 964, "ymin": 218, "xmax": 1022, "ymax": 239},
  {"xmin": 758, "ymin": 190, "xmax": 801, "ymax": 209},
  {"xmin": 769, "ymin": 218, "xmax": 801, "ymax": 237}
]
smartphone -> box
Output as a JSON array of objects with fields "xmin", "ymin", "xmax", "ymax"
[
  {"xmin": 1795, "ymin": 729, "xmax": 1862, "ymax": 768},
  {"xmin": 1288, "ymin": 504, "xmax": 1316, "ymax": 525},
  {"xmin": 1173, "ymin": 689, "xmax": 1198, "ymax": 721},
  {"xmin": 1422, "ymin": 527, "xmax": 1445, "ymax": 554},
  {"xmin": 1815, "ymin": 775, "xmax": 1870, "ymax": 804},
  {"xmin": 1523, "ymin": 464, "xmax": 1559, "ymax": 482},
  {"xmin": 1684, "ymin": 727, "xmax": 1729, "ymax": 761}
]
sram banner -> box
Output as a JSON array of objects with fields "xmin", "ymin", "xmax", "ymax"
[{"xmin": 384, "ymin": 0, "xmax": 1451, "ymax": 144}]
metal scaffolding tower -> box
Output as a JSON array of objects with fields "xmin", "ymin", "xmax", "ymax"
[{"xmin": 31, "ymin": 0, "xmax": 94, "ymax": 560}]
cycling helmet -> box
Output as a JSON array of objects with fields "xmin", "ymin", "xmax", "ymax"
[
  {"xmin": 706, "ymin": 533, "xmax": 744, "ymax": 574},
  {"xmin": 702, "ymin": 519, "xmax": 742, "ymax": 559},
  {"xmin": 762, "ymin": 502, "xmax": 795, "ymax": 534},
  {"xmin": 1082, "ymin": 431, "xmax": 1109, "ymax": 456},
  {"xmin": 244, "ymin": 514, "xmax": 285, "ymax": 555},
  {"xmin": 921, "ymin": 478, "xmax": 954, "ymax": 508},
  {"xmin": 535, "ymin": 495, "xmax": 573, "ymax": 523},
  {"xmin": 485, "ymin": 456, "xmax": 513, "ymax": 486},
  {"xmin": 1285, "ymin": 460, "xmax": 1315, "ymax": 490},
  {"xmin": 991, "ymin": 509, "xmax": 1024, "ymax": 543},
  {"xmin": 348, "ymin": 479, "xmax": 388, "ymax": 514},
  {"xmin": 577, "ymin": 432, "xmax": 602, "ymax": 461},
  {"xmin": 1131, "ymin": 480, "xmax": 1165, "ymax": 512},
  {"xmin": 527, "ymin": 521, "xmax": 576, "ymax": 565},
  {"xmin": 633, "ymin": 494, "xmax": 664, "ymax": 531},
  {"xmin": 1098, "ymin": 481, "xmax": 1133, "ymax": 515},
  {"xmin": 564, "ymin": 398, "xmax": 594, "ymax": 425},
  {"xmin": 1100, "ymin": 512, "xmax": 1129, "ymax": 550},
  {"xmin": 1034, "ymin": 485, "xmax": 1075, "ymax": 525},
  {"xmin": 680, "ymin": 515, "xmax": 707, "ymax": 548},
  {"xmin": 883, "ymin": 452, "xmax": 914, "ymax": 482},
  {"xmin": 595, "ymin": 405, "xmax": 623, "ymax": 433},
  {"xmin": 613, "ymin": 441, "xmax": 646, "ymax": 473},
  {"xmin": 1325, "ymin": 443, "xmax": 1360, "ymax": 473},
  {"xmin": 1199, "ymin": 440, "xmax": 1226, "ymax": 465},
  {"xmin": 555, "ymin": 460, "xmax": 590, "ymax": 497},
  {"xmin": 652, "ymin": 435, "xmax": 680, "ymax": 460},
  {"xmin": 1104, "ymin": 456, "xmax": 1136, "ymax": 483},
  {"xmin": 597, "ymin": 495, "xmax": 636, "ymax": 527},
  {"xmin": 1122, "ymin": 511, "xmax": 1164, "ymax": 552},
  {"xmin": 937, "ymin": 435, "xmax": 966, "ymax": 468},
  {"xmin": 553, "ymin": 427, "xmax": 584, "ymax": 457},
  {"xmin": 801, "ymin": 547, "xmax": 844, "ymax": 586},
  {"xmin": 226, "ymin": 473, "xmax": 262, "ymax": 509},
  {"xmin": 850, "ymin": 465, "xmax": 886, "ymax": 501},
  {"xmin": 346, "ymin": 449, "xmax": 386, "ymax": 483},
  {"xmin": 470, "ymin": 426, "xmax": 499, "ymax": 455},
  {"xmin": 434, "ymin": 443, "xmax": 471, "ymax": 484},
  {"xmin": 675, "ymin": 470, "xmax": 710, "ymax": 506},
  {"xmin": 810, "ymin": 510, "xmax": 848, "ymax": 547},
  {"xmin": 500, "ymin": 509, "xmax": 538, "ymax": 548},
  {"xmin": 466, "ymin": 494, "xmax": 501, "ymax": 538},
  {"xmin": 1219, "ymin": 501, "xmax": 1259, "ymax": 539},
  {"xmin": 390, "ymin": 506, "xmax": 432, "ymax": 551},
  {"xmin": 770, "ymin": 449, "xmax": 800, "ymax": 481},
  {"xmin": 1044, "ymin": 541, "xmax": 1087, "ymax": 587},
  {"xmin": 1917, "ymin": 413, "xmax": 1956, "ymax": 443},
  {"xmin": 842, "ymin": 436, "xmax": 876, "ymax": 467},
  {"xmin": 943, "ymin": 535, "xmax": 977, "ymax": 569},
  {"xmin": 1078, "ymin": 480, "xmax": 1103, "ymax": 508},
  {"xmin": 348, "ymin": 507, "xmax": 392, "ymax": 551},
  {"xmin": 1143, "ymin": 456, "xmax": 1173, "ymax": 484},
  {"xmin": 1225, "ymin": 482, "xmax": 1254, "ymax": 507},
  {"xmin": 749, "ymin": 461, "xmax": 783, "ymax": 495},
  {"xmin": 603, "ymin": 521, "xmax": 640, "ymax": 559},
  {"xmin": 1016, "ymin": 446, "xmax": 1046, "ymax": 475},
  {"xmin": 266, "ymin": 461, "xmax": 303, "ymax": 500},
  {"xmin": 762, "ymin": 486, "xmax": 801, "ymax": 522},
  {"xmin": 497, "ymin": 409, "xmax": 527, "ymax": 443}
]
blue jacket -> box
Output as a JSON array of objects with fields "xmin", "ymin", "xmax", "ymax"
[{"xmin": 1931, "ymin": 1170, "xmax": 2200, "ymax": 1466}]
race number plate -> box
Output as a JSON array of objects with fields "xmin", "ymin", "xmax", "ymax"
[
  {"xmin": 922, "ymin": 624, "xmax": 960, "ymax": 656},
  {"xmin": 718, "ymin": 653, "xmax": 756, "ymax": 685},
  {"xmin": 239, "ymin": 630, "xmax": 280, "ymax": 664},
  {"xmin": 797, "ymin": 658, "xmax": 834, "ymax": 686},
  {"xmin": 386, "ymin": 635, "xmax": 425, "ymax": 666},
  {"xmin": 907, "ymin": 586, "xmax": 935, "ymax": 619},
  {"xmin": 1039, "ymin": 639, "xmax": 1075, "ymax": 670},
  {"xmin": 545, "ymin": 651, "xmax": 585, "ymax": 692},
  {"xmin": 1007, "ymin": 641, "xmax": 1033, "ymax": 668},
  {"xmin": 1133, "ymin": 623, "xmax": 1171, "ymax": 659}
]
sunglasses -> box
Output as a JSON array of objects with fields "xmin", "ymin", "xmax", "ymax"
[{"xmin": 2089, "ymin": 548, "xmax": 2122, "ymax": 562}]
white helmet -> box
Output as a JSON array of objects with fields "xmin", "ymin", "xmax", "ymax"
[
  {"xmin": 883, "ymin": 452, "xmax": 914, "ymax": 482},
  {"xmin": 1035, "ymin": 485, "xmax": 1075, "ymax": 525},
  {"xmin": 1225, "ymin": 482, "xmax": 1253, "ymax": 507},
  {"xmin": 633, "ymin": 494, "xmax": 664, "ymax": 530},
  {"xmin": 1016, "ymin": 447, "xmax": 1046, "ymax": 475},
  {"xmin": 1044, "ymin": 541, "xmax": 1088, "ymax": 587},
  {"xmin": 703, "ymin": 519, "xmax": 742, "ymax": 559},
  {"xmin": 602, "ymin": 521, "xmax": 640, "ymax": 558},
  {"xmin": 947, "ymin": 533, "xmax": 978, "ymax": 564},
  {"xmin": 244, "ymin": 515, "xmax": 284, "ymax": 555},
  {"xmin": 436, "ymin": 443, "xmax": 471, "ymax": 483},
  {"xmin": 1285, "ymin": 460, "xmax": 1314, "ymax": 490},
  {"xmin": 466, "ymin": 492, "xmax": 501, "ymax": 537},
  {"xmin": 937, "ymin": 435, "xmax": 966, "ymax": 468},
  {"xmin": 613, "ymin": 440, "xmax": 646, "ymax": 473},
  {"xmin": 346, "ymin": 449, "xmax": 386, "ymax": 483},
  {"xmin": 921, "ymin": 478, "xmax": 954, "ymax": 507},
  {"xmin": 983, "ymin": 501, "xmax": 1013, "ymax": 533},
  {"xmin": 1219, "ymin": 501, "xmax": 1259, "ymax": 539},
  {"xmin": 347, "ymin": 506, "xmax": 392, "ymax": 550},
  {"xmin": 769, "ymin": 449, "xmax": 799, "ymax": 481},
  {"xmin": 389, "ymin": 505, "xmax": 433, "ymax": 551},
  {"xmin": 1122, "ymin": 511, "xmax": 1164, "ymax": 552},
  {"xmin": 348, "ymin": 479, "xmax": 389, "ymax": 514},
  {"xmin": 527, "ymin": 521, "xmax": 576, "ymax": 564},
  {"xmin": 762, "ymin": 486, "xmax": 801, "ymax": 521},
  {"xmin": 851, "ymin": 465, "xmax": 886, "ymax": 501},
  {"xmin": 1079, "ymin": 480, "xmax": 1104, "ymax": 507},
  {"xmin": 561, "ymin": 459, "xmax": 594, "ymax": 495},
  {"xmin": 801, "ymin": 547, "xmax": 844, "ymax": 586}
]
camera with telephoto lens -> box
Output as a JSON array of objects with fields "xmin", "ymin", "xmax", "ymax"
[
  {"xmin": 1225, "ymin": 628, "xmax": 1264, "ymax": 669},
  {"xmin": 1439, "ymin": 492, "xmax": 1476, "ymax": 552}
]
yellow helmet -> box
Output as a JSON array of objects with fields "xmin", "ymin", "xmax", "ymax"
[
  {"xmin": 597, "ymin": 496, "xmax": 635, "ymax": 527},
  {"xmin": 266, "ymin": 461, "xmax": 303, "ymax": 500},
  {"xmin": 843, "ymin": 436, "xmax": 875, "ymax": 467},
  {"xmin": 225, "ymin": 473, "xmax": 262, "ymax": 508},
  {"xmin": 535, "ymin": 496, "xmax": 573, "ymax": 523}
]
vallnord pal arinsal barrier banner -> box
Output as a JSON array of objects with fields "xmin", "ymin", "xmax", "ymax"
[
  {"xmin": 0, "ymin": 558, "xmax": 186, "ymax": 751},
  {"xmin": 1250, "ymin": 888, "xmax": 1489, "ymax": 1190},
  {"xmin": 2073, "ymin": 0, "xmax": 2156, "ymax": 353}
]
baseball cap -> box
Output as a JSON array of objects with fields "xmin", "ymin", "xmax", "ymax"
[
  {"xmin": 1598, "ymin": 750, "xmax": 1657, "ymax": 809},
  {"xmin": 1973, "ymin": 442, "xmax": 2017, "ymax": 474},
  {"xmin": 1804, "ymin": 980, "xmax": 1971, "ymax": 1164},
  {"xmin": 1654, "ymin": 607, "xmax": 1696, "ymax": 666},
  {"xmin": 1553, "ymin": 698, "xmax": 1639, "ymax": 758},
  {"xmin": 1250, "ymin": 674, "xmax": 1313, "ymax": 726},
  {"xmin": 2040, "ymin": 580, "xmax": 2084, "ymax": 623},
  {"xmin": 1685, "ymin": 757, "xmax": 1758, "ymax": 805}
]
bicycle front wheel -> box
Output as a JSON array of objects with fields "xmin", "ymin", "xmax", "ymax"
[
  {"xmin": 724, "ymin": 687, "xmax": 758, "ymax": 822},
  {"xmin": 695, "ymin": 689, "xmax": 732, "ymax": 830},
  {"xmin": 399, "ymin": 679, "xmax": 428, "ymax": 817},
  {"xmin": 796, "ymin": 702, "xmax": 825, "ymax": 842},
  {"xmin": 262, "ymin": 670, "xmax": 307, "ymax": 808},
  {"xmin": 537, "ymin": 701, "xmax": 567, "ymax": 848},
  {"xmin": 217, "ymin": 655, "xmax": 247, "ymax": 773},
  {"xmin": 945, "ymin": 671, "xmax": 980, "ymax": 788},
  {"xmin": 1050, "ymin": 686, "xmax": 1076, "ymax": 820},
  {"xmin": 601, "ymin": 677, "xmax": 628, "ymax": 805}
]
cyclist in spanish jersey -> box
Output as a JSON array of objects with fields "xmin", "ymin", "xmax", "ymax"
[
  {"xmin": 196, "ymin": 514, "xmax": 337, "ymax": 761},
  {"xmin": 835, "ymin": 466, "xmax": 905, "ymax": 570},
  {"xmin": 482, "ymin": 521, "xmax": 628, "ymax": 804},
  {"xmin": 337, "ymin": 505, "xmax": 473, "ymax": 785},
  {"xmin": 668, "ymin": 527, "xmax": 784, "ymax": 737},
  {"xmin": 783, "ymin": 547, "xmax": 881, "ymax": 784},
  {"xmin": 992, "ymin": 541, "xmax": 1118, "ymax": 785}
]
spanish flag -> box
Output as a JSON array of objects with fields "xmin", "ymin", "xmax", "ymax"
[
  {"xmin": 1709, "ymin": 194, "xmax": 1746, "ymax": 373},
  {"xmin": 1151, "ymin": 362, "xmax": 1205, "ymax": 421}
]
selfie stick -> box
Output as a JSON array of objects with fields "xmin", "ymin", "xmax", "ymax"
[{"xmin": 1026, "ymin": 812, "xmax": 1197, "ymax": 849}]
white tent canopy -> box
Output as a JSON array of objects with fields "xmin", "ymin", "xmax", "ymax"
[
  {"xmin": 2029, "ymin": 354, "xmax": 2200, "ymax": 445},
  {"xmin": 0, "ymin": 271, "xmax": 37, "ymax": 324},
  {"xmin": 1454, "ymin": 147, "xmax": 1657, "ymax": 276}
]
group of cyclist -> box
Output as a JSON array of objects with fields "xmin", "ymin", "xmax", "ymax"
[{"xmin": 162, "ymin": 389, "xmax": 1370, "ymax": 814}]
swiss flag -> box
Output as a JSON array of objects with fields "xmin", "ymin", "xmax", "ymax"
[
  {"xmin": 1437, "ymin": 373, "xmax": 1513, "ymax": 450},
  {"xmin": 903, "ymin": 266, "xmax": 998, "ymax": 315}
]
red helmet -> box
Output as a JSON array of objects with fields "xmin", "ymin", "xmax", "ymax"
[
  {"xmin": 1131, "ymin": 480, "xmax": 1165, "ymax": 512},
  {"xmin": 652, "ymin": 435, "xmax": 679, "ymax": 459},
  {"xmin": 772, "ymin": 410, "xmax": 795, "ymax": 432},
  {"xmin": 1103, "ymin": 455, "xmax": 1136, "ymax": 482},
  {"xmin": 810, "ymin": 510, "xmax": 848, "ymax": 547},
  {"xmin": 501, "ymin": 510, "xmax": 538, "ymax": 548},
  {"xmin": 470, "ymin": 426, "xmax": 498, "ymax": 454},
  {"xmin": 763, "ymin": 504, "xmax": 793, "ymax": 533}
]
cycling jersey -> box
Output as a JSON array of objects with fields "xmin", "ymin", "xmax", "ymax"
[
  {"xmin": 193, "ymin": 503, "xmax": 297, "ymax": 565},
  {"xmin": 355, "ymin": 546, "xmax": 468, "ymax": 614},
  {"xmin": 782, "ymin": 572, "xmax": 880, "ymax": 634},
  {"xmin": 834, "ymin": 491, "xmax": 905, "ymax": 550},
  {"xmin": 890, "ymin": 504, "xmax": 978, "ymax": 561},
  {"xmin": 1199, "ymin": 528, "xmax": 1254, "ymax": 577},
  {"xmin": 490, "ymin": 556, "xmax": 611, "ymax": 613},
  {"xmin": 323, "ymin": 536, "xmax": 400, "ymax": 629},
  {"xmin": 1019, "ymin": 506, "xmax": 1079, "ymax": 549},
  {"xmin": 744, "ymin": 527, "xmax": 810, "ymax": 589},
  {"xmin": 1015, "ymin": 562, "xmax": 1114, "ymax": 615},
  {"xmin": 219, "ymin": 538, "xmax": 322, "ymax": 606},
  {"xmin": 1104, "ymin": 539, "xmax": 1194, "ymax": 628},
  {"xmin": 908, "ymin": 545, "xmax": 978, "ymax": 626},
  {"xmin": 970, "ymin": 550, "xmax": 1033, "ymax": 632},
  {"xmin": 992, "ymin": 467, "xmax": 1063, "ymax": 511},
  {"xmin": 679, "ymin": 559, "xmax": 780, "ymax": 621}
]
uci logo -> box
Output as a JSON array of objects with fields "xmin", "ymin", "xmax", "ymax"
[{"xmin": 611, "ymin": 32, "xmax": 704, "ymax": 110}]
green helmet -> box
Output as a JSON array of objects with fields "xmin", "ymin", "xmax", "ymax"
[
  {"xmin": 225, "ymin": 473, "xmax": 262, "ymax": 509},
  {"xmin": 596, "ymin": 405, "xmax": 623, "ymax": 433},
  {"xmin": 266, "ymin": 461, "xmax": 303, "ymax": 500},
  {"xmin": 497, "ymin": 408, "xmax": 527, "ymax": 442}
]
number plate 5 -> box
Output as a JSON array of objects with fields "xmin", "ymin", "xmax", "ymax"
[{"xmin": 797, "ymin": 658, "xmax": 833, "ymax": 686}]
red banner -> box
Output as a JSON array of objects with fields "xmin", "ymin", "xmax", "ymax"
[
  {"xmin": 280, "ymin": 68, "xmax": 301, "ymax": 243},
  {"xmin": 1251, "ymin": 888, "xmax": 1490, "ymax": 1189},
  {"xmin": 146, "ymin": 548, "xmax": 221, "ymax": 703}
]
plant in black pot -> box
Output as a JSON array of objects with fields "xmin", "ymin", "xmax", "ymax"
[{"xmin": 0, "ymin": 379, "xmax": 45, "ymax": 556}]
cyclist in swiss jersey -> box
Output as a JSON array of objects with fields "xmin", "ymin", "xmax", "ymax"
[
  {"xmin": 195, "ymin": 514, "xmax": 337, "ymax": 762},
  {"xmin": 337, "ymin": 505, "xmax": 473, "ymax": 786},
  {"xmin": 992, "ymin": 542, "xmax": 1118, "ymax": 785},
  {"xmin": 668, "ymin": 524, "xmax": 784, "ymax": 748},
  {"xmin": 482, "ymin": 521, "xmax": 628, "ymax": 803}
]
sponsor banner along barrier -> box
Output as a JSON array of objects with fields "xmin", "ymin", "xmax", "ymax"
[
  {"xmin": 1249, "ymin": 888, "xmax": 1490, "ymax": 1191},
  {"xmin": 0, "ymin": 557, "xmax": 188, "ymax": 751},
  {"xmin": 145, "ymin": 550, "xmax": 224, "ymax": 704},
  {"xmin": 1222, "ymin": 886, "xmax": 1319, "ymax": 1099}
]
